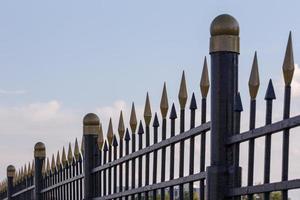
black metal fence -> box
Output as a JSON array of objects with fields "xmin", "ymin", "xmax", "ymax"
[{"xmin": 1, "ymin": 14, "xmax": 300, "ymax": 200}]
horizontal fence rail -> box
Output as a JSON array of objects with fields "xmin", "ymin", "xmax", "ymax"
[{"xmin": 1, "ymin": 14, "xmax": 300, "ymax": 200}]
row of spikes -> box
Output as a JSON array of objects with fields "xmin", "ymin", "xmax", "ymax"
[
  {"xmin": 0, "ymin": 179, "xmax": 7, "ymax": 193},
  {"xmin": 95, "ymin": 32, "xmax": 293, "ymax": 150},
  {"xmin": 93, "ymin": 57, "xmax": 210, "ymax": 149},
  {"xmin": 13, "ymin": 161, "xmax": 35, "ymax": 186},
  {"xmin": 42, "ymin": 138, "xmax": 82, "ymax": 176}
]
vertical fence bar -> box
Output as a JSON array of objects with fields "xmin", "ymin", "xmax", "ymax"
[
  {"xmin": 200, "ymin": 57, "xmax": 209, "ymax": 200},
  {"xmin": 169, "ymin": 104, "xmax": 177, "ymax": 200},
  {"xmin": 281, "ymin": 32, "xmax": 293, "ymax": 200},
  {"xmin": 34, "ymin": 142, "xmax": 46, "ymax": 200},
  {"xmin": 189, "ymin": 93, "xmax": 197, "ymax": 200},
  {"xmin": 118, "ymin": 111, "xmax": 125, "ymax": 198},
  {"xmin": 160, "ymin": 83, "xmax": 168, "ymax": 200},
  {"xmin": 247, "ymin": 52, "xmax": 259, "ymax": 200},
  {"xmin": 138, "ymin": 121, "xmax": 144, "ymax": 200},
  {"xmin": 152, "ymin": 113, "xmax": 159, "ymax": 200},
  {"xmin": 103, "ymin": 142, "xmax": 108, "ymax": 196},
  {"xmin": 107, "ymin": 119, "xmax": 114, "ymax": 196},
  {"xmin": 97, "ymin": 123, "xmax": 104, "ymax": 198},
  {"xmin": 130, "ymin": 103, "xmax": 137, "ymax": 200},
  {"xmin": 6, "ymin": 166, "xmax": 15, "ymax": 200},
  {"xmin": 207, "ymin": 14, "xmax": 240, "ymax": 200},
  {"xmin": 263, "ymin": 80, "xmax": 276, "ymax": 200},
  {"xmin": 144, "ymin": 93, "xmax": 152, "ymax": 200},
  {"xmin": 113, "ymin": 135, "xmax": 118, "ymax": 195},
  {"xmin": 125, "ymin": 129, "xmax": 131, "ymax": 200},
  {"xmin": 179, "ymin": 72, "xmax": 187, "ymax": 200},
  {"xmin": 83, "ymin": 113, "xmax": 100, "ymax": 200}
]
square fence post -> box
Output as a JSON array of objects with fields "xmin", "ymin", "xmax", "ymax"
[
  {"xmin": 206, "ymin": 14, "xmax": 241, "ymax": 200},
  {"xmin": 34, "ymin": 142, "xmax": 46, "ymax": 200},
  {"xmin": 83, "ymin": 113, "xmax": 100, "ymax": 200}
]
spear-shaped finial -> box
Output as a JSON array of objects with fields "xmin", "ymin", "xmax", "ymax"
[
  {"xmin": 138, "ymin": 120, "xmax": 144, "ymax": 135},
  {"xmin": 98, "ymin": 123, "xmax": 104, "ymax": 150},
  {"xmin": 144, "ymin": 93, "xmax": 152, "ymax": 126},
  {"xmin": 62, "ymin": 147, "xmax": 67, "ymax": 167},
  {"xmin": 56, "ymin": 151, "xmax": 61, "ymax": 168},
  {"xmin": 107, "ymin": 118, "xmax": 114, "ymax": 146},
  {"xmin": 118, "ymin": 111, "xmax": 125, "ymax": 140},
  {"xmin": 103, "ymin": 140, "xmax": 108, "ymax": 152},
  {"xmin": 283, "ymin": 32, "xmax": 294, "ymax": 86},
  {"xmin": 130, "ymin": 103, "xmax": 137, "ymax": 133},
  {"xmin": 153, "ymin": 112, "xmax": 160, "ymax": 127},
  {"xmin": 200, "ymin": 57, "xmax": 210, "ymax": 98},
  {"xmin": 124, "ymin": 128, "xmax": 131, "ymax": 141},
  {"xmin": 112, "ymin": 135, "xmax": 118, "ymax": 147},
  {"xmin": 67, "ymin": 143, "xmax": 73, "ymax": 163},
  {"xmin": 74, "ymin": 138, "xmax": 80, "ymax": 161},
  {"xmin": 81, "ymin": 137, "xmax": 84, "ymax": 154},
  {"xmin": 31, "ymin": 160, "xmax": 35, "ymax": 175},
  {"xmin": 234, "ymin": 92, "xmax": 243, "ymax": 112},
  {"xmin": 46, "ymin": 157, "xmax": 50, "ymax": 174},
  {"xmin": 248, "ymin": 52, "xmax": 260, "ymax": 99},
  {"xmin": 170, "ymin": 103, "xmax": 178, "ymax": 119},
  {"xmin": 189, "ymin": 93, "xmax": 197, "ymax": 110},
  {"xmin": 24, "ymin": 164, "xmax": 28, "ymax": 177},
  {"xmin": 265, "ymin": 79, "xmax": 276, "ymax": 100},
  {"xmin": 160, "ymin": 83, "xmax": 169, "ymax": 118},
  {"xmin": 27, "ymin": 162, "xmax": 31, "ymax": 177},
  {"xmin": 178, "ymin": 71, "xmax": 188, "ymax": 109},
  {"xmin": 51, "ymin": 154, "xmax": 56, "ymax": 172}
]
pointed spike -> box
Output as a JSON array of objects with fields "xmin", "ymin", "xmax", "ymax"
[
  {"xmin": 138, "ymin": 121, "xmax": 144, "ymax": 134},
  {"xmin": 24, "ymin": 164, "xmax": 27, "ymax": 177},
  {"xmin": 130, "ymin": 103, "xmax": 137, "ymax": 133},
  {"xmin": 98, "ymin": 123, "xmax": 104, "ymax": 150},
  {"xmin": 62, "ymin": 147, "xmax": 67, "ymax": 167},
  {"xmin": 74, "ymin": 138, "xmax": 80, "ymax": 161},
  {"xmin": 46, "ymin": 158, "xmax": 50, "ymax": 174},
  {"xmin": 283, "ymin": 32, "xmax": 294, "ymax": 86},
  {"xmin": 234, "ymin": 93, "xmax": 243, "ymax": 112},
  {"xmin": 144, "ymin": 93, "xmax": 152, "ymax": 126},
  {"xmin": 56, "ymin": 151, "xmax": 61, "ymax": 168},
  {"xmin": 160, "ymin": 83, "xmax": 169, "ymax": 118},
  {"xmin": 200, "ymin": 57, "xmax": 210, "ymax": 98},
  {"xmin": 124, "ymin": 128, "xmax": 131, "ymax": 141},
  {"xmin": 31, "ymin": 160, "xmax": 35, "ymax": 175},
  {"xmin": 118, "ymin": 111, "xmax": 125, "ymax": 139},
  {"xmin": 107, "ymin": 118, "xmax": 114, "ymax": 145},
  {"xmin": 67, "ymin": 143, "xmax": 73, "ymax": 163},
  {"xmin": 112, "ymin": 135, "xmax": 118, "ymax": 147},
  {"xmin": 27, "ymin": 162, "xmax": 31, "ymax": 177},
  {"xmin": 153, "ymin": 112, "xmax": 160, "ymax": 127},
  {"xmin": 265, "ymin": 79, "xmax": 276, "ymax": 100},
  {"xmin": 103, "ymin": 140, "xmax": 108, "ymax": 151},
  {"xmin": 178, "ymin": 71, "xmax": 188, "ymax": 109},
  {"xmin": 189, "ymin": 92, "xmax": 197, "ymax": 110},
  {"xmin": 81, "ymin": 137, "xmax": 84, "ymax": 154},
  {"xmin": 51, "ymin": 154, "xmax": 56, "ymax": 172},
  {"xmin": 248, "ymin": 52, "xmax": 260, "ymax": 99},
  {"xmin": 170, "ymin": 103, "xmax": 178, "ymax": 119}
]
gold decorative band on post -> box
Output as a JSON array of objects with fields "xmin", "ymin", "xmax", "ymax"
[
  {"xmin": 210, "ymin": 35, "xmax": 240, "ymax": 53},
  {"xmin": 34, "ymin": 142, "xmax": 46, "ymax": 158},
  {"xmin": 83, "ymin": 113, "xmax": 100, "ymax": 135},
  {"xmin": 7, "ymin": 165, "xmax": 15, "ymax": 177}
]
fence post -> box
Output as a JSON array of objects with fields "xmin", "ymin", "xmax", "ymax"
[
  {"xmin": 206, "ymin": 14, "xmax": 240, "ymax": 200},
  {"xmin": 34, "ymin": 142, "xmax": 46, "ymax": 200},
  {"xmin": 83, "ymin": 113, "xmax": 100, "ymax": 199},
  {"xmin": 6, "ymin": 165, "xmax": 15, "ymax": 200}
]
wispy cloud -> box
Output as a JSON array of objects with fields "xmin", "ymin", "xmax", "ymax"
[{"xmin": 0, "ymin": 89, "xmax": 27, "ymax": 95}]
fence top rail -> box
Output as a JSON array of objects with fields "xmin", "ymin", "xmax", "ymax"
[
  {"xmin": 226, "ymin": 114, "xmax": 300, "ymax": 145},
  {"xmin": 92, "ymin": 121, "xmax": 210, "ymax": 174},
  {"xmin": 11, "ymin": 185, "xmax": 34, "ymax": 198}
]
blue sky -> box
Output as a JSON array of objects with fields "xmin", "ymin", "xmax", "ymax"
[{"xmin": 1, "ymin": 0, "xmax": 300, "ymax": 198}]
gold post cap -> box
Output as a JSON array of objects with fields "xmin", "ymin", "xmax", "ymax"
[
  {"xmin": 7, "ymin": 165, "xmax": 15, "ymax": 177},
  {"xmin": 210, "ymin": 14, "xmax": 240, "ymax": 53},
  {"xmin": 34, "ymin": 142, "xmax": 46, "ymax": 158},
  {"xmin": 83, "ymin": 113, "xmax": 100, "ymax": 135}
]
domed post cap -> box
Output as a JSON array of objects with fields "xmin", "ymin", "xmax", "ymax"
[
  {"xmin": 7, "ymin": 165, "xmax": 16, "ymax": 177},
  {"xmin": 83, "ymin": 113, "xmax": 100, "ymax": 135},
  {"xmin": 210, "ymin": 14, "xmax": 240, "ymax": 53},
  {"xmin": 34, "ymin": 142, "xmax": 46, "ymax": 158}
]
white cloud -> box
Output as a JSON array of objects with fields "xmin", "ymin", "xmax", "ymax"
[{"xmin": 0, "ymin": 89, "xmax": 27, "ymax": 95}]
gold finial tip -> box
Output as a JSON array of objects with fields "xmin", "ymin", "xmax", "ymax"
[
  {"xmin": 210, "ymin": 14, "xmax": 239, "ymax": 36},
  {"xmin": 83, "ymin": 113, "xmax": 99, "ymax": 126}
]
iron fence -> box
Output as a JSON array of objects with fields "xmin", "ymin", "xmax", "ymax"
[{"xmin": 0, "ymin": 13, "xmax": 300, "ymax": 200}]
